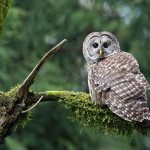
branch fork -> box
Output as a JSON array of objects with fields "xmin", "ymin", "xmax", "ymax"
[
  {"xmin": 18, "ymin": 39, "xmax": 67, "ymax": 111},
  {"xmin": 0, "ymin": 39, "xmax": 67, "ymax": 142}
]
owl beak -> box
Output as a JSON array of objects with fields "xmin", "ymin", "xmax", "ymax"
[{"xmin": 99, "ymin": 49, "xmax": 103, "ymax": 57}]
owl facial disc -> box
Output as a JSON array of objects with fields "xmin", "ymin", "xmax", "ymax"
[{"xmin": 83, "ymin": 31, "xmax": 120, "ymax": 64}]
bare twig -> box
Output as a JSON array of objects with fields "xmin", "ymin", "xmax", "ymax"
[
  {"xmin": 22, "ymin": 96, "xmax": 43, "ymax": 113},
  {"xmin": 18, "ymin": 39, "xmax": 67, "ymax": 97}
]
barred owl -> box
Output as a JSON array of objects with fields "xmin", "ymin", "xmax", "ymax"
[{"xmin": 83, "ymin": 31, "xmax": 150, "ymax": 122}]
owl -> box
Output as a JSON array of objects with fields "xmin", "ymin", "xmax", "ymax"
[{"xmin": 83, "ymin": 31, "xmax": 150, "ymax": 122}]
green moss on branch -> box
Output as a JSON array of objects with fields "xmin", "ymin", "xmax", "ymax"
[
  {"xmin": 0, "ymin": 85, "xmax": 30, "ymax": 142},
  {"xmin": 0, "ymin": 88, "xmax": 149, "ymax": 141},
  {"xmin": 44, "ymin": 91, "xmax": 149, "ymax": 137}
]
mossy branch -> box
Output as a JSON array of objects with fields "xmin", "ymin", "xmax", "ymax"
[
  {"xmin": 0, "ymin": 88, "xmax": 149, "ymax": 142},
  {"xmin": 27, "ymin": 91, "xmax": 150, "ymax": 137}
]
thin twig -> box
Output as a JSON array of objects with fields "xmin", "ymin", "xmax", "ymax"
[
  {"xmin": 18, "ymin": 39, "xmax": 67, "ymax": 97},
  {"xmin": 22, "ymin": 96, "xmax": 43, "ymax": 113}
]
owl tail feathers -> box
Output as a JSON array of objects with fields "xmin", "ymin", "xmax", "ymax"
[
  {"xmin": 106, "ymin": 102, "xmax": 133, "ymax": 122},
  {"xmin": 106, "ymin": 97, "xmax": 150, "ymax": 122}
]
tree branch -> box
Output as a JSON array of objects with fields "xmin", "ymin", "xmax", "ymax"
[
  {"xmin": 0, "ymin": 39, "xmax": 67, "ymax": 142},
  {"xmin": 26, "ymin": 91, "xmax": 150, "ymax": 137}
]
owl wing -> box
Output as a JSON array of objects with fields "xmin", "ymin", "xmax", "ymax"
[{"xmin": 92, "ymin": 52, "xmax": 150, "ymax": 122}]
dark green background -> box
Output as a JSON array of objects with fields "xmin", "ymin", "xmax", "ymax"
[{"xmin": 0, "ymin": 0, "xmax": 150, "ymax": 149}]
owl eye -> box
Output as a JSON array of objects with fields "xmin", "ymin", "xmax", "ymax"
[
  {"xmin": 92, "ymin": 43, "xmax": 99, "ymax": 48},
  {"xmin": 102, "ymin": 41, "xmax": 111, "ymax": 48}
]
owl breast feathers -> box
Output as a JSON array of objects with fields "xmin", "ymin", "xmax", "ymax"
[{"xmin": 88, "ymin": 51, "xmax": 150, "ymax": 122}]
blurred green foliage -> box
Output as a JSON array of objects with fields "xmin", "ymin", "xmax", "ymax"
[{"xmin": 0, "ymin": 0, "xmax": 150, "ymax": 149}]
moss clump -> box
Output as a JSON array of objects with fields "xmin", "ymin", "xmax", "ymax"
[
  {"xmin": 0, "ymin": 85, "xmax": 20, "ymax": 110},
  {"xmin": 46, "ymin": 91, "xmax": 138, "ymax": 137},
  {"xmin": 5, "ymin": 85, "xmax": 31, "ymax": 128},
  {"xmin": 12, "ymin": 111, "xmax": 32, "ymax": 131},
  {"xmin": 0, "ymin": 85, "xmax": 31, "ymax": 141}
]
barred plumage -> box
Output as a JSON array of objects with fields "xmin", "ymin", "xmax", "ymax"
[{"xmin": 83, "ymin": 31, "xmax": 150, "ymax": 122}]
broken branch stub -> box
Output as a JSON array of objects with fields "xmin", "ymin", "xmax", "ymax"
[{"xmin": 18, "ymin": 39, "xmax": 67, "ymax": 99}]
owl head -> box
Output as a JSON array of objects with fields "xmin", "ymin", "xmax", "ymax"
[{"xmin": 83, "ymin": 31, "xmax": 120, "ymax": 64}]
